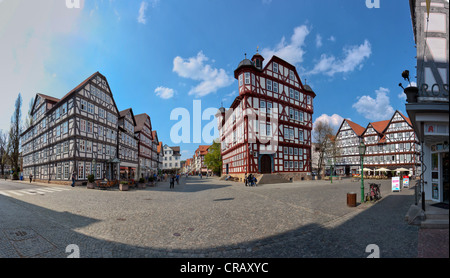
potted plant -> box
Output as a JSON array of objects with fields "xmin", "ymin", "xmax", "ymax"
[
  {"xmin": 119, "ymin": 181, "xmax": 129, "ymax": 191},
  {"xmin": 138, "ymin": 177, "xmax": 146, "ymax": 189},
  {"xmin": 87, "ymin": 174, "xmax": 95, "ymax": 189}
]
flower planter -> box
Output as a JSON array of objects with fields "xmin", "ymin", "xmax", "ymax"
[
  {"xmin": 138, "ymin": 183, "xmax": 146, "ymax": 189},
  {"xmin": 119, "ymin": 184, "xmax": 129, "ymax": 191},
  {"xmin": 87, "ymin": 182, "xmax": 95, "ymax": 189}
]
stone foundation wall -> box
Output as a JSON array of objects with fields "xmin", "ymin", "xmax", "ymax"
[
  {"xmin": 32, "ymin": 179, "xmax": 78, "ymax": 186},
  {"xmin": 277, "ymin": 172, "xmax": 312, "ymax": 181}
]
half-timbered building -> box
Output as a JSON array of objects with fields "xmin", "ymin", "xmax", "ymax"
[
  {"xmin": 118, "ymin": 108, "xmax": 139, "ymax": 180},
  {"xmin": 151, "ymin": 130, "xmax": 160, "ymax": 172},
  {"xmin": 334, "ymin": 111, "xmax": 421, "ymax": 176},
  {"xmin": 362, "ymin": 111, "xmax": 420, "ymax": 175},
  {"xmin": 134, "ymin": 113, "xmax": 154, "ymax": 179},
  {"xmin": 217, "ymin": 52, "xmax": 315, "ymax": 180},
  {"xmin": 334, "ymin": 119, "xmax": 366, "ymax": 175},
  {"xmin": 20, "ymin": 72, "xmax": 121, "ymax": 184}
]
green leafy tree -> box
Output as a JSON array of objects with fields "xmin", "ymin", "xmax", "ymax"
[{"xmin": 204, "ymin": 142, "xmax": 222, "ymax": 176}]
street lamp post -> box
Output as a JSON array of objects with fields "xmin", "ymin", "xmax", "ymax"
[{"xmin": 358, "ymin": 139, "xmax": 366, "ymax": 203}]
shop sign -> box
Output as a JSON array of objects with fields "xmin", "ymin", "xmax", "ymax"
[
  {"xmin": 424, "ymin": 124, "xmax": 449, "ymax": 136},
  {"xmin": 392, "ymin": 177, "xmax": 400, "ymax": 192},
  {"xmin": 403, "ymin": 176, "xmax": 409, "ymax": 188}
]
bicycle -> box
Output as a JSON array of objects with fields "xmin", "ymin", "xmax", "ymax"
[{"xmin": 369, "ymin": 183, "xmax": 382, "ymax": 201}]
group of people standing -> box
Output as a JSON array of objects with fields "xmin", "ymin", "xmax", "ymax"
[
  {"xmin": 244, "ymin": 173, "xmax": 257, "ymax": 187},
  {"xmin": 169, "ymin": 174, "xmax": 180, "ymax": 189}
]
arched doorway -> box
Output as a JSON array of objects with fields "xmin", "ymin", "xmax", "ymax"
[{"xmin": 260, "ymin": 155, "xmax": 272, "ymax": 174}]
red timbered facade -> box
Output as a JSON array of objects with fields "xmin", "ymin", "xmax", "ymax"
[{"xmin": 217, "ymin": 52, "xmax": 315, "ymax": 179}]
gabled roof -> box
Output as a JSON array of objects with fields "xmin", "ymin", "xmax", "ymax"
[
  {"xmin": 119, "ymin": 108, "xmax": 136, "ymax": 126},
  {"xmin": 152, "ymin": 130, "xmax": 158, "ymax": 143},
  {"xmin": 370, "ymin": 120, "xmax": 390, "ymax": 134},
  {"xmin": 397, "ymin": 111, "xmax": 412, "ymax": 126},
  {"xmin": 134, "ymin": 113, "xmax": 151, "ymax": 134},
  {"xmin": 195, "ymin": 145, "xmax": 210, "ymax": 156},
  {"xmin": 233, "ymin": 53, "xmax": 315, "ymax": 98},
  {"xmin": 157, "ymin": 141, "xmax": 163, "ymax": 154},
  {"xmin": 342, "ymin": 119, "xmax": 365, "ymax": 136}
]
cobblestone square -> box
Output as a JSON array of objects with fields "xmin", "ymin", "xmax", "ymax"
[{"xmin": 0, "ymin": 177, "xmax": 422, "ymax": 258}]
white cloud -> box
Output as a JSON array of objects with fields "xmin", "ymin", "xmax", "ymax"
[
  {"xmin": 137, "ymin": 1, "xmax": 149, "ymax": 24},
  {"xmin": 173, "ymin": 51, "xmax": 234, "ymax": 97},
  {"xmin": 137, "ymin": 0, "xmax": 159, "ymax": 24},
  {"xmin": 262, "ymin": 0, "xmax": 272, "ymax": 4},
  {"xmin": 313, "ymin": 114, "xmax": 346, "ymax": 132},
  {"xmin": 316, "ymin": 34, "xmax": 323, "ymax": 48},
  {"xmin": 353, "ymin": 87, "xmax": 395, "ymax": 121},
  {"xmin": 0, "ymin": 0, "xmax": 82, "ymax": 133},
  {"xmin": 328, "ymin": 36, "xmax": 336, "ymax": 42},
  {"xmin": 261, "ymin": 25, "xmax": 310, "ymax": 66},
  {"xmin": 221, "ymin": 90, "xmax": 238, "ymax": 103},
  {"xmin": 308, "ymin": 39, "xmax": 372, "ymax": 76},
  {"xmin": 155, "ymin": 86, "xmax": 175, "ymax": 99}
]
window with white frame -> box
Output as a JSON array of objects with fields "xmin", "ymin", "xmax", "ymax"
[
  {"xmin": 267, "ymin": 80, "xmax": 272, "ymax": 91},
  {"xmin": 88, "ymin": 102, "xmax": 94, "ymax": 114},
  {"xmin": 273, "ymin": 82, "xmax": 278, "ymax": 93},
  {"xmin": 80, "ymin": 119, "xmax": 86, "ymax": 132},
  {"xmin": 273, "ymin": 62, "xmax": 278, "ymax": 73},
  {"xmin": 80, "ymin": 99, "xmax": 87, "ymax": 111}
]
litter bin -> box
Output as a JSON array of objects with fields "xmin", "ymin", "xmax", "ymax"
[{"xmin": 347, "ymin": 192, "xmax": 357, "ymax": 207}]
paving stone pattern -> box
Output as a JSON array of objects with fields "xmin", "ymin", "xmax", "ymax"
[{"xmin": 0, "ymin": 177, "xmax": 443, "ymax": 258}]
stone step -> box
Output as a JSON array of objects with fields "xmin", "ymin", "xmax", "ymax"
[
  {"xmin": 421, "ymin": 219, "xmax": 449, "ymax": 229},
  {"xmin": 257, "ymin": 174, "xmax": 291, "ymax": 185},
  {"xmin": 425, "ymin": 210, "xmax": 449, "ymax": 220}
]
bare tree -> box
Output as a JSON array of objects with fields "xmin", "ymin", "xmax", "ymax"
[
  {"xmin": 24, "ymin": 96, "xmax": 35, "ymax": 130},
  {"xmin": 6, "ymin": 94, "xmax": 22, "ymax": 179},
  {"xmin": 0, "ymin": 130, "xmax": 8, "ymax": 176},
  {"xmin": 313, "ymin": 121, "xmax": 334, "ymax": 179}
]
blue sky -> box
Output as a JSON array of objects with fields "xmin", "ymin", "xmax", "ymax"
[{"xmin": 0, "ymin": 0, "xmax": 417, "ymax": 160}]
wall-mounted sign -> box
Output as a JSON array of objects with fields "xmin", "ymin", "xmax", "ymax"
[{"xmin": 424, "ymin": 124, "xmax": 449, "ymax": 136}]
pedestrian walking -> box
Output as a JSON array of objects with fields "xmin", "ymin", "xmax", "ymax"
[
  {"xmin": 29, "ymin": 173, "xmax": 33, "ymax": 183},
  {"xmin": 71, "ymin": 171, "xmax": 76, "ymax": 187},
  {"xmin": 170, "ymin": 174, "xmax": 175, "ymax": 189},
  {"xmin": 244, "ymin": 173, "xmax": 248, "ymax": 186},
  {"xmin": 176, "ymin": 174, "xmax": 179, "ymax": 185}
]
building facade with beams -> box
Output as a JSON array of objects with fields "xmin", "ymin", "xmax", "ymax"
[
  {"xmin": 217, "ymin": 52, "xmax": 315, "ymax": 180},
  {"xmin": 334, "ymin": 111, "xmax": 421, "ymax": 176},
  {"xmin": 193, "ymin": 145, "xmax": 210, "ymax": 175},
  {"xmin": 151, "ymin": 130, "xmax": 160, "ymax": 172},
  {"xmin": 334, "ymin": 119, "xmax": 366, "ymax": 176},
  {"xmin": 20, "ymin": 72, "xmax": 121, "ymax": 183},
  {"xmin": 406, "ymin": 0, "xmax": 448, "ymax": 203},
  {"xmin": 362, "ymin": 111, "xmax": 420, "ymax": 175},
  {"xmin": 134, "ymin": 113, "xmax": 154, "ymax": 179},
  {"xmin": 118, "ymin": 108, "xmax": 139, "ymax": 180}
]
